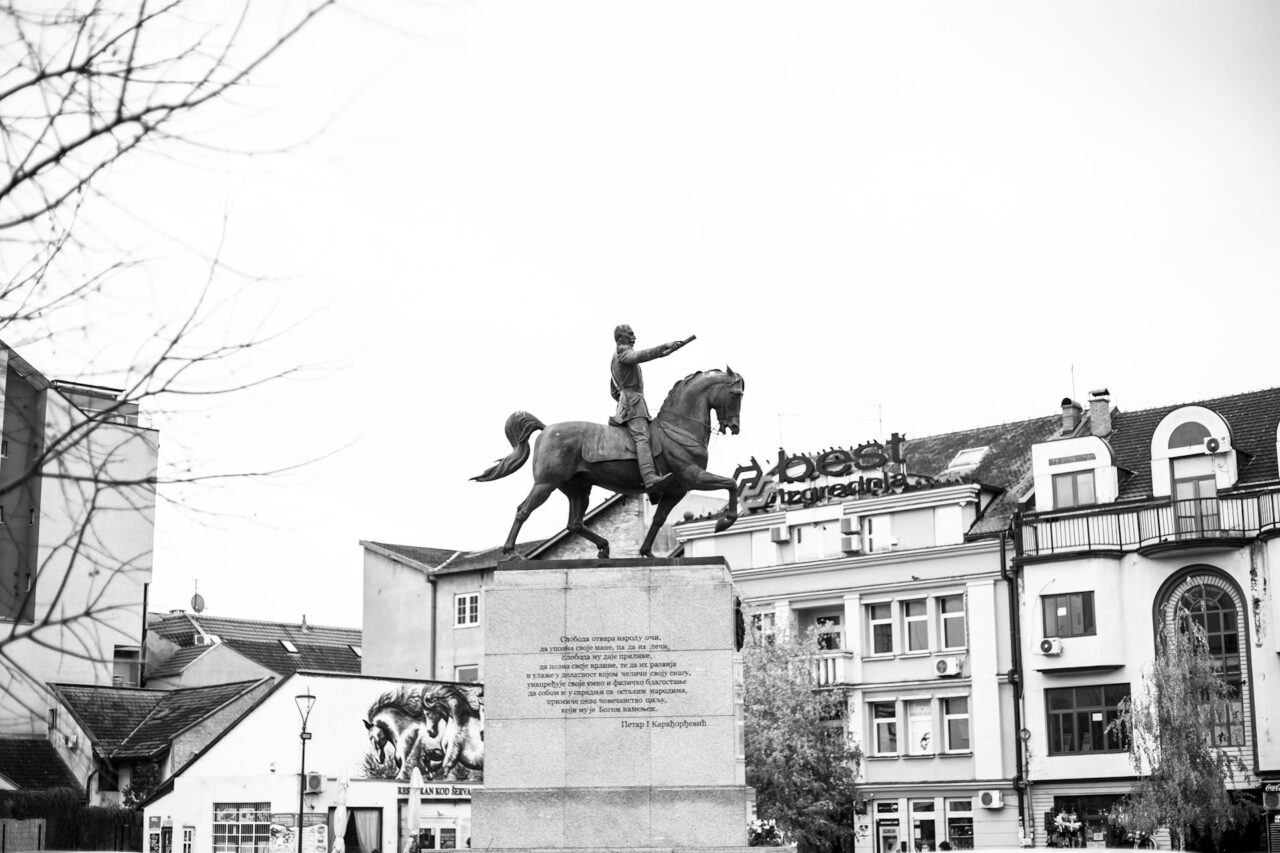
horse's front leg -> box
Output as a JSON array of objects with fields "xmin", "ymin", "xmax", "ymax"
[
  {"xmin": 640, "ymin": 491, "xmax": 685, "ymax": 557},
  {"xmin": 684, "ymin": 470, "xmax": 739, "ymax": 532}
]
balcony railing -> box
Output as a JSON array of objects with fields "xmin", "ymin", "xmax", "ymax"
[
  {"xmin": 1017, "ymin": 491, "xmax": 1280, "ymax": 558},
  {"xmin": 814, "ymin": 650, "xmax": 856, "ymax": 686}
]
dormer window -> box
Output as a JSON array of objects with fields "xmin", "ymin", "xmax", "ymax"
[
  {"xmin": 1149, "ymin": 407, "xmax": 1236, "ymax": 498},
  {"xmin": 1053, "ymin": 470, "xmax": 1096, "ymax": 509},
  {"xmin": 1169, "ymin": 421, "xmax": 1211, "ymax": 449}
]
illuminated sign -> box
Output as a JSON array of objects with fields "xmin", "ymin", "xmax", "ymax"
[{"xmin": 733, "ymin": 433, "xmax": 940, "ymax": 512}]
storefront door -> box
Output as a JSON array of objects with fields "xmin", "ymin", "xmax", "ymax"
[{"xmin": 910, "ymin": 800, "xmax": 937, "ymax": 852}]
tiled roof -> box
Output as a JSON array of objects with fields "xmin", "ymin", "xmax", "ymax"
[
  {"xmin": 364, "ymin": 542, "xmax": 459, "ymax": 567},
  {"xmin": 1105, "ymin": 385, "xmax": 1280, "ymax": 501},
  {"xmin": 51, "ymin": 681, "xmax": 264, "ymax": 759},
  {"xmin": 51, "ymin": 685, "xmax": 163, "ymax": 752},
  {"xmin": 899, "ymin": 414, "xmax": 1064, "ymax": 537},
  {"xmin": 147, "ymin": 612, "xmax": 362, "ymax": 677},
  {"xmin": 0, "ymin": 738, "xmax": 81, "ymax": 791}
]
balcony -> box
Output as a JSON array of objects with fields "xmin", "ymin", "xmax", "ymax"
[
  {"xmin": 814, "ymin": 650, "xmax": 856, "ymax": 686},
  {"xmin": 1017, "ymin": 490, "xmax": 1280, "ymax": 559}
]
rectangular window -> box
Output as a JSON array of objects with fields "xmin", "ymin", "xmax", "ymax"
[
  {"xmin": 943, "ymin": 697, "xmax": 970, "ymax": 751},
  {"xmin": 1046, "ymin": 683, "xmax": 1129, "ymax": 755},
  {"xmin": 212, "ymin": 803, "xmax": 271, "ymax": 853},
  {"xmin": 815, "ymin": 615, "xmax": 842, "ymax": 650},
  {"xmin": 903, "ymin": 600, "xmax": 928, "ymax": 652},
  {"xmin": 455, "ymin": 592, "xmax": 480, "ymax": 627},
  {"xmin": 868, "ymin": 603, "xmax": 894, "ymax": 655},
  {"xmin": 1053, "ymin": 470, "xmax": 1096, "ymax": 509},
  {"xmin": 455, "ymin": 665, "xmax": 479, "ymax": 683},
  {"xmin": 113, "ymin": 646, "xmax": 142, "ymax": 687},
  {"xmin": 872, "ymin": 702, "xmax": 897, "ymax": 754},
  {"xmin": 939, "ymin": 595, "xmax": 965, "ymax": 649},
  {"xmin": 751, "ymin": 612, "xmax": 776, "ymax": 644},
  {"xmin": 1042, "ymin": 592, "xmax": 1096, "ymax": 638},
  {"xmin": 279, "ymin": 639, "xmax": 299, "ymax": 654},
  {"xmin": 906, "ymin": 699, "xmax": 933, "ymax": 755},
  {"xmin": 182, "ymin": 828, "xmax": 193, "ymax": 853},
  {"xmin": 947, "ymin": 816, "xmax": 974, "ymax": 850}
]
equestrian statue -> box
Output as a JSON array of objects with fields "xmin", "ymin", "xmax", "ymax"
[{"xmin": 473, "ymin": 324, "xmax": 744, "ymax": 558}]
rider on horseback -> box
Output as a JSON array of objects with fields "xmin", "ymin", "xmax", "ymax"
[{"xmin": 609, "ymin": 324, "xmax": 689, "ymax": 498}]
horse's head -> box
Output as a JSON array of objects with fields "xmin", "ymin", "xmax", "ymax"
[
  {"xmin": 364, "ymin": 717, "xmax": 391, "ymax": 763},
  {"xmin": 712, "ymin": 367, "xmax": 744, "ymax": 435}
]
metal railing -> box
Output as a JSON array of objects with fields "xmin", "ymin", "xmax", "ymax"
[{"xmin": 1017, "ymin": 491, "xmax": 1280, "ymax": 557}]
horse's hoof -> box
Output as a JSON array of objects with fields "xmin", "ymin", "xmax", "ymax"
[
  {"xmin": 639, "ymin": 550, "xmax": 653, "ymax": 558},
  {"xmin": 597, "ymin": 547, "xmax": 610, "ymax": 559},
  {"xmin": 714, "ymin": 515, "xmax": 737, "ymax": 533}
]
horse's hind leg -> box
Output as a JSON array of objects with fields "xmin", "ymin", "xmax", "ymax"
[
  {"xmin": 562, "ymin": 480, "xmax": 609, "ymax": 558},
  {"xmin": 503, "ymin": 482, "xmax": 557, "ymax": 555}
]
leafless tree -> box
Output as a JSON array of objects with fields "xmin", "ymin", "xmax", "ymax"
[{"xmin": 0, "ymin": 0, "xmax": 334, "ymax": 733}]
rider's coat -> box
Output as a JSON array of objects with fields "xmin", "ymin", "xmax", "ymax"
[{"xmin": 609, "ymin": 343, "xmax": 668, "ymax": 426}]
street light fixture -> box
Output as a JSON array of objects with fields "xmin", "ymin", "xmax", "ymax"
[{"xmin": 295, "ymin": 691, "xmax": 316, "ymax": 853}]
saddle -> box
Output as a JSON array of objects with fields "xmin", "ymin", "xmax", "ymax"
[
  {"xmin": 583, "ymin": 421, "xmax": 666, "ymax": 464},
  {"xmin": 582, "ymin": 420, "xmax": 706, "ymax": 466}
]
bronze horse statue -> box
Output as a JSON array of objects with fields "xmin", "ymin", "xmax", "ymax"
[{"xmin": 473, "ymin": 368, "xmax": 744, "ymax": 558}]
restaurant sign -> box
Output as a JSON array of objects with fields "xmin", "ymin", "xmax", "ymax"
[
  {"xmin": 397, "ymin": 784, "xmax": 475, "ymax": 800},
  {"xmin": 733, "ymin": 433, "xmax": 940, "ymax": 513}
]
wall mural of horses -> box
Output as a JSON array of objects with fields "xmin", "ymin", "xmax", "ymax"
[{"xmin": 362, "ymin": 683, "xmax": 484, "ymax": 782}]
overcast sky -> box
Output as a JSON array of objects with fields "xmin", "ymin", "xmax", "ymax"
[{"xmin": 18, "ymin": 0, "xmax": 1280, "ymax": 628}]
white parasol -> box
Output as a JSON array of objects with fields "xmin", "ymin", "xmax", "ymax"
[
  {"xmin": 405, "ymin": 766, "xmax": 424, "ymax": 853},
  {"xmin": 331, "ymin": 769, "xmax": 350, "ymax": 853}
]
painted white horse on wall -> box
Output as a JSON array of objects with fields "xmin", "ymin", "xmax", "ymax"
[{"xmin": 363, "ymin": 683, "xmax": 483, "ymax": 781}]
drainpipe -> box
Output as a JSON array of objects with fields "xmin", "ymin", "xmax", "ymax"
[
  {"xmin": 427, "ymin": 571, "xmax": 438, "ymax": 680},
  {"xmin": 1000, "ymin": 523, "xmax": 1027, "ymax": 835}
]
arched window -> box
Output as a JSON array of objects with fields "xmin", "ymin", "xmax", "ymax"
[
  {"xmin": 1168, "ymin": 421, "xmax": 1211, "ymax": 449},
  {"xmin": 1159, "ymin": 572, "xmax": 1246, "ymax": 747}
]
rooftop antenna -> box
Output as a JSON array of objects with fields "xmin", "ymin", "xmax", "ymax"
[{"xmin": 1071, "ymin": 364, "xmax": 1077, "ymax": 402}]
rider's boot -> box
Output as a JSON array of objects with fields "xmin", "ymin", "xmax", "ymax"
[{"xmin": 636, "ymin": 440, "xmax": 674, "ymax": 501}]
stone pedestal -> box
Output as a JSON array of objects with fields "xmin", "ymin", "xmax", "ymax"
[{"xmin": 472, "ymin": 558, "xmax": 753, "ymax": 852}]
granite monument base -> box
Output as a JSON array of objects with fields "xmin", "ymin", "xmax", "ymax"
[{"xmin": 471, "ymin": 558, "xmax": 752, "ymax": 851}]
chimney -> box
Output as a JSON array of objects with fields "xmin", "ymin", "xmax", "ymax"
[
  {"xmin": 1089, "ymin": 389, "xmax": 1112, "ymax": 437},
  {"xmin": 1060, "ymin": 398, "xmax": 1083, "ymax": 435},
  {"xmin": 301, "ymin": 614, "xmax": 309, "ymax": 632}
]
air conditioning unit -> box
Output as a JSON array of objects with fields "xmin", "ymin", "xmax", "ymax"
[
  {"xmin": 1039, "ymin": 638, "xmax": 1064, "ymax": 656},
  {"xmin": 935, "ymin": 657, "xmax": 963, "ymax": 677},
  {"xmin": 193, "ymin": 633, "xmax": 220, "ymax": 646},
  {"xmin": 769, "ymin": 525, "xmax": 790, "ymax": 543},
  {"xmin": 840, "ymin": 516, "xmax": 860, "ymax": 535},
  {"xmin": 840, "ymin": 534, "xmax": 863, "ymax": 553},
  {"xmin": 305, "ymin": 772, "xmax": 325, "ymax": 793},
  {"xmin": 978, "ymin": 790, "xmax": 1004, "ymax": 809},
  {"xmin": 1203, "ymin": 436, "xmax": 1231, "ymax": 454},
  {"xmin": 1263, "ymin": 790, "xmax": 1280, "ymax": 810}
]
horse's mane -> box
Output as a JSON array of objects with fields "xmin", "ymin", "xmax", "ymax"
[
  {"xmin": 370, "ymin": 682, "xmax": 482, "ymax": 723},
  {"xmin": 657, "ymin": 369, "xmax": 729, "ymax": 412}
]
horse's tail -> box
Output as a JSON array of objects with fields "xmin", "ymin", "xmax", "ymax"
[{"xmin": 472, "ymin": 411, "xmax": 546, "ymax": 482}]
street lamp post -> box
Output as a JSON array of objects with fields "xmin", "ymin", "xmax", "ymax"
[{"xmin": 296, "ymin": 691, "xmax": 316, "ymax": 853}]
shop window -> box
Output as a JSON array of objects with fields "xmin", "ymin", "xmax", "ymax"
[
  {"xmin": 113, "ymin": 646, "xmax": 141, "ymax": 687},
  {"xmin": 938, "ymin": 595, "xmax": 965, "ymax": 649},
  {"xmin": 398, "ymin": 802, "xmax": 455, "ymax": 851},
  {"xmin": 946, "ymin": 800, "xmax": 974, "ymax": 850},
  {"xmin": 906, "ymin": 699, "xmax": 933, "ymax": 755},
  {"xmin": 903, "ymin": 600, "xmax": 928, "ymax": 652},
  {"xmin": 455, "ymin": 592, "xmax": 480, "ymax": 627},
  {"xmin": 815, "ymin": 615, "xmax": 842, "ymax": 650},
  {"xmin": 942, "ymin": 697, "xmax": 969, "ymax": 751},
  {"xmin": 212, "ymin": 803, "xmax": 271, "ymax": 853},
  {"xmin": 867, "ymin": 603, "xmax": 894, "ymax": 655},
  {"xmin": 333, "ymin": 806, "xmax": 383, "ymax": 853},
  {"xmin": 1053, "ymin": 470, "xmax": 1096, "ymax": 509},
  {"xmin": 1042, "ymin": 592, "xmax": 1096, "ymax": 638},
  {"xmin": 455, "ymin": 665, "xmax": 479, "ymax": 683},
  {"xmin": 872, "ymin": 702, "xmax": 897, "ymax": 754},
  {"xmin": 1045, "ymin": 683, "xmax": 1129, "ymax": 754}
]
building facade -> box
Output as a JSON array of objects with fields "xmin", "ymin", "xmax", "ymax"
[
  {"xmin": 1015, "ymin": 389, "xmax": 1280, "ymax": 850},
  {"xmin": 143, "ymin": 672, "xmax": 483, "ymax": 853},
  {"xmin": 0, "ymin": 341, "xmax": 158, "ymax": 739},
  {"xmin": 674, "ymin": 421, "xmax": 1064, "ymax": 851}
]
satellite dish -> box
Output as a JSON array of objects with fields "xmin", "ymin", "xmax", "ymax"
[{"xmin": 191, "ymin": 592, "xmax": 206, "ymax": 613}]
